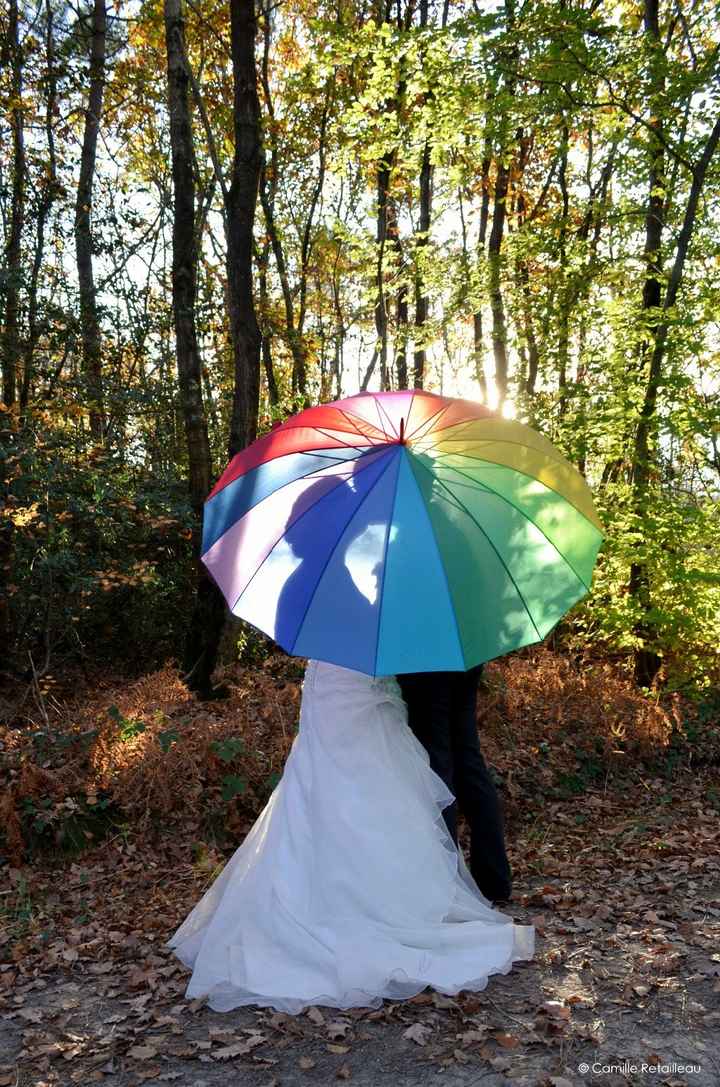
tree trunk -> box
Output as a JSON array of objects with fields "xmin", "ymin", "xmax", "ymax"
[
  {"xmin": 473, "ymin": 153, "xmax": 491, "ymax": 401},
  {"xmin": 164, "ymin": 0, "xmax": 223, "ymax": 698},
  {"xmin": 413, "ymin": 141, "xmax": 431, "ymax": 390},
  {"xmin": 257, "ymin": 242, "xmax": 279, "ymax": 407},
  {"xmin": 374, "ymin": 158, "xmax": 393, "ymax": 390},
  {"xmin": 556, "ymin": 120, "xmax": 570, "ymax": 410},
  {"xmin": 226, "ymin": 0, "xmax": 263, "ymax": 454},
  {"xmin": 411, "ymin": 0, "xmax": 433, "ymax": 390},
  {"xmin": 74, "ymin": 0, "xmax": 107, "ymax": 442},
  {"xmin": 488, "ymin": 152, "xmax": 511, "ymax": 408},
  {"xmin": 259, "ymin": 174, "xmax": 308, "ymax": 403},
  {"xmin": 627, "ymin": 0, "xmax": 666, "ymax": 688},
  {"xmin": 1, "ymin": 0, "xmax": 25, "ymax": 409},
  {"xmin": 388, "ymin": 190, "xmax": 407, "ymax": 390},
  {"xmin": 21, "ymin": 0, "xmax": 59, "ymax": 412}
]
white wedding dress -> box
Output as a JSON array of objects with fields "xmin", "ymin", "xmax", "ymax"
[{"xmin": 166, "ymin": 660, "xmax": 534, "ymax": 1013}]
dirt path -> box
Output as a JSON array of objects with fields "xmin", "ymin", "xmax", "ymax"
[{"xmin": 2, "ymin": 773, "xmax": 719, "ymax": 1087}]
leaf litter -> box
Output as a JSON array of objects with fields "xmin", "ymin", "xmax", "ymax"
[{"xmin": 1, "ymin": 650, "xmax": 719, "ymax": 1084}]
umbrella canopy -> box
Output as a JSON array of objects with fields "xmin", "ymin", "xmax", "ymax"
[{"xmin": 202, "ymin": 390, "xmax": 604, "ymax": 676}]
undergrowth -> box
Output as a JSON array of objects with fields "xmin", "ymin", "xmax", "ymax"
[{"xmin": 1, "ymin": 648, "xmax": 718, "ymax": 868}]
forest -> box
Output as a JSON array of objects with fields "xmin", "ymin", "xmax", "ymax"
[{"xmin": 1, "ymin": 1, "xmax": 720, "ymax": 1084}]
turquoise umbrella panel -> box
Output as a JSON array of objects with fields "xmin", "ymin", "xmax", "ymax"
[{"xmin": 375, "ymin": 453, "xmax": 466, "ymax": 674}]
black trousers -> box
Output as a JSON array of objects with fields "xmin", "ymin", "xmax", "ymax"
[{"xmin": 397, "ymin": 665, "xmax": 512, "ymax": 902}]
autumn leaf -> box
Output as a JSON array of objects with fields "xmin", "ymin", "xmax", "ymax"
[{"xmin": 403, "ymin": 1022, "xmax": 433, "ymax": 1045}]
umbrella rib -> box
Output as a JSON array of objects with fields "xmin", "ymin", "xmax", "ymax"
[
  {"xmin": 426, "ymin": 448, "xmax": 603, "ymax": 535},
  {"xmin": 405, "ymin": 401, "xmax": 452, "ymax": 442},
  {"xmin": 375, "ymin": 397, "xmax": 400, "ymax": 439},
  {"xmin": 436, "ymin": 462, "xmax": 593, "ymax": 592},
  {"xmin": 416, "ymin": 429, "xmax": 581, "ymax": 473},
  {"xmin": 410, "ymin": 456, "xmax": 545, "ymax": 644},
  {"xmin": 277, "ymin": 418, "xmax": 382, "ymax": 448},
  {"xmin": 288, "ymin": 450, "xmax": 400, "ymax": 657},
  {"xmin": 229, "ymin": 450, "xmax": 396, "ymax": 620},
  {"xmin": 337, "ymin": 408, "xmax": 387, "ymax": 443},
  {"xmin": 408, "ymin": 403, "xmax": 493, "ymax": 441},
  {"xmin": 206, "ymin": 448, "xmax": 381, "ymax": 543},
  {"xmin": 308, "ymin": 425, "xmax": 381, "ymax": 452}
]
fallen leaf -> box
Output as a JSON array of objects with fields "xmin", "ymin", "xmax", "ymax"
[
  {"xmin": 403, "ymin": 1022, "xmax": 432, "ymax": 1045},
  {"xmin": 299, "ymin": 1056, "xmax": 316, "ymax": 1070},
  {"xmin": 213, "ymin": 1034, "xmax": 266, "ymax": 1059},
  {"xmin": 327, "ymin": 1044, "xmax": 350, "ymax": 1054},
  {"xmin": 493, "ymin": 1032, "xmax": 520, "ymax": 1048},
  {"xmin": 336, "ymin": 1066, "xmax": 352, "ymax": 1080},
  {"xmin": 327, "ymin": 1020, "xmax": 352, "ymax": 1040},
  {"xmin": 128, "ymin": 1045, "xmax": 158, "ymax": 1060}
]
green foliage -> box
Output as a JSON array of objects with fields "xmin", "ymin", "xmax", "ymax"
[
  {"xmin": 568, "ymin": 482, "xmax": 720, "ymax": 689},
  {"xmin": 108, "ymin": 704, "xmax": 147, "ymax": 741},
  {"xmin": 19, "ymin": 791, "xmax": 119, "ymax": 857},
  {"xmin": 157, "ymin": 728, "xmax": 179, "ymax": 753},
  {"xmin": 3, "ymin": 408, "xmax": 196, "ymax": 677},
  {"xmin": 210, "ymin": 737, "xmax": 246, "ymax": 764},
  {"xmin": 220, "ymin": 775, "xmax": 247, "ymax": 802}
]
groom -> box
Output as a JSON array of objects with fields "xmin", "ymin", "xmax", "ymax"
[{"xmin": 397, "ymin": 665, "xmax": 513, "ymax": 905}]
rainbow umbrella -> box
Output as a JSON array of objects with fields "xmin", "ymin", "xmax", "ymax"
[{"xmin": 202, "ymin": 390, "xmax": 603, "ymax": 676}]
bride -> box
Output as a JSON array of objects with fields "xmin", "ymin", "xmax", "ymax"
[{"xmin": 166, "ymin": 658, "xmax": 534, "ymax": 1013}]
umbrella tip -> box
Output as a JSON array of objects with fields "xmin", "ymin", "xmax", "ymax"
[{"xmin": 399, "ymin": 417, "xmax": 405, "ymax": 444}]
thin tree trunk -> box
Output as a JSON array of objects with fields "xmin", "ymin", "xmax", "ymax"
[
  {"xmin": 21, "ymin": 0, "xmax": 59, "ymax": 411},
  {"xmin": 412, "ymin": 0, "xmax": 445, "ymax": 391},
  {"xmin": 473, "ymin": 153, "xmax": 491, "ymax": 401},
  {"xmin": 1, "ymin": 0, "xmax": 25, "ymax": 408},
  {"xmin": 257, "ymin": 242, "xmax": 279, "ymax": 407},
  {"xmin": 390, "ymin": 191, "xmax": 408, "ymax": 390},
  {"xmin": 374, "ymin": 158, "xmax": 392, "ymax": 390},
  {"xmin": 257, "ymin": 8, "xmax": 326, "ymax": 407},
  {"xmin": 488, "ymin": 151, "xmax": 511, "ymax": 408},
  {"xmin": 0, "ymin": 0, "xmax": 23, "ymax": 648},
  {"xmin": 74, "ymin": 0, "xmax": 107, "ymax": 441},
  {"xmin": 226, "ymin": 0, "xmax": 263, "ymax": 453},
  {"xmin": 556, "ymin": 120, "xmax": 570, "ymax": 410},
  {"xmin": 331, "ymin": 244, "xmax": 345, "ymax": 399},
  {"xmin": 413, "ymin": 141, "xmax": 431, "ymax": 390}
]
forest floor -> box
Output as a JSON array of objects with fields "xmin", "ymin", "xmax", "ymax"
[{"xmin": 2, "ymin": 654, "xmax": 720, "ymax": 1087}]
